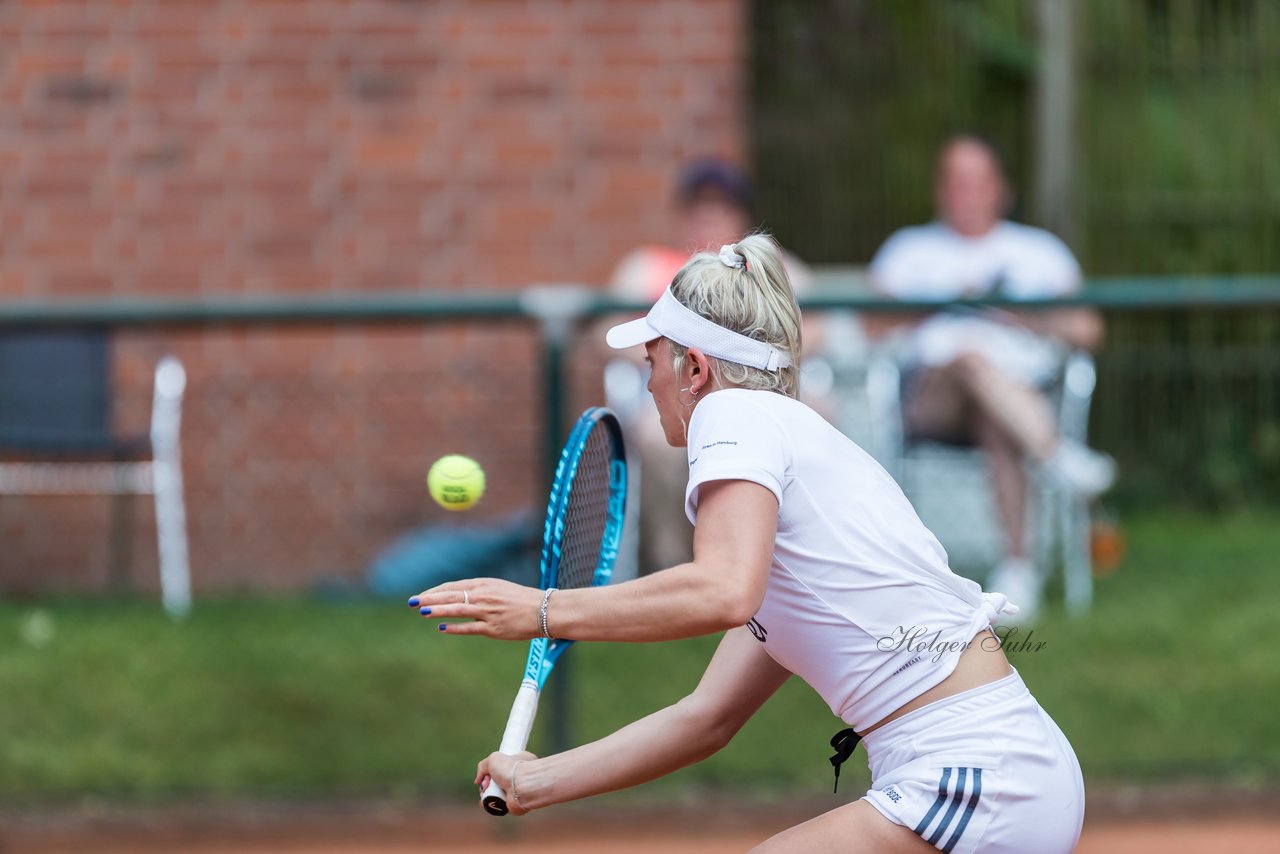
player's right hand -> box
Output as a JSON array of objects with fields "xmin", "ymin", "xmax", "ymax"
[
  {"xmin": 409, "ymin": 578, "xmax": 544, "ymax": 639},
  {"xmin": 476, "ymin": 750, "xmax": 538, "ymax": 816}
]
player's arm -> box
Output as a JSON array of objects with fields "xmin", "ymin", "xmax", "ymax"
[
  {"xmin": 475, "ymin": 626, "xmax": 790, "ymax": 815},
  {"xmin": 1002, "ymin": 241, "xmax": 1102, "ymax": 350},
  {"xmin": 417, "ymin": 478, "xmax": 776, "ymax": 642},
  {"xmin": 552, "ymin": 478, "xmax": 775, "ymax": 641}
]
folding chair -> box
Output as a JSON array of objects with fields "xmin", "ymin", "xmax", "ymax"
[
  {"xmin": 0, "ymin": 331, "xmax": 191, "ymax": 617},
  {"xmin": 837, "ymin": 343, "xmax": 1098, "ymax": 615}
]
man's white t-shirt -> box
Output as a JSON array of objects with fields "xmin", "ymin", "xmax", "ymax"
[
  {"xmin": 870, "ymin": 221, "xmax": 1083, "ymax": 384},
  {"xmin": 683, "ymin": 388, "xmax": 1012, "ymax": 732}
]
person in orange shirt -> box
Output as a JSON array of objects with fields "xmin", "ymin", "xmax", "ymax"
[
  {"xmin": 606, "ymin": 158, "xmax": 812, "ymax": 577},
  {"xmin": 611, "ymin": 158, "xmax": 811, "ymax": 299}
]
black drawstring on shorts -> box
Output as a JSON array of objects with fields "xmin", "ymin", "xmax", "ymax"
[{"xmin": 829, "ymin": 727, "xmax": 862, "ymax": 793}]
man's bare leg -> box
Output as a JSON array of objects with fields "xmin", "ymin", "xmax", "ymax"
[
  {"xmin": 974, "ymin": 413, "xmax": 1029, "ymax": 560},
  {"xmin": 909, "ymin": 355, "xmax": 1048, "ymax": 620},
  {"xmin": 945, "ymin": 351, "xmax": 1058, "ymax": 459}
]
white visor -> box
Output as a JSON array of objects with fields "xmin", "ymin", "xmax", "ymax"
[{"xmin": 605, "ymin": 288, "xmax": 792, "ymax": 372}]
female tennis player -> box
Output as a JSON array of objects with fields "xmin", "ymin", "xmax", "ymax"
[{"xmin": 414, "ymin": 234, "xmax": 1085, "ymax": 853}]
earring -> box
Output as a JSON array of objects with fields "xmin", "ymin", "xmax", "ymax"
[{"xmin": 677, "ymin": 386, "xmax": 699, "ymax": 407}]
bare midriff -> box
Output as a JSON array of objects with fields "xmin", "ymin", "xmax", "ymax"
[{"xmin": 860, "ymin": 628, "xmax": 1014, "ymax": 738}]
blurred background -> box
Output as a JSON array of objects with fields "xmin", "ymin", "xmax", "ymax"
[{"xmin": 1, "ymin": 1, "xmax": 1278, "ymax": 851}]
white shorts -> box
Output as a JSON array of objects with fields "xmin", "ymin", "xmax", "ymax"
[
  {"xmin": 861, "ymin": 669, "xmax": 1084, "ymax": 854},
  {"xmin": 910, "ymin": 313, "xmax": 1062, "ymax": 387}
]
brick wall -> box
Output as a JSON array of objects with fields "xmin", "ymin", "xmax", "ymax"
[{"xmin": 0, "ymin": 0, "xmax": 746, "ymax": 594}]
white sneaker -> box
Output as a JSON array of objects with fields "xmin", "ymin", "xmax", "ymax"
[
  {"xmin": 1044, "ymin": 439, "xmax": 1117, "ymax": 498},
  {"xmin": 987, "ymin": 557, "xmax": 1042, "ymax": 626}
]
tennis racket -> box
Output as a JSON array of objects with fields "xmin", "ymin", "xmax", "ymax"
[{"xmin": 480, "ymin": 406, "xmax": 627, "ymax": 816}]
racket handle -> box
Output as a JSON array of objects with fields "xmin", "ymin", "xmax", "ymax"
[{"xmin": 481, "ymin": 679, "xmax": 540, "ymax": 816}]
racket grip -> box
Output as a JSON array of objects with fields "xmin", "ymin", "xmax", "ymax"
[{"xmin": 481, "ymin": 679, "xmax": 540, "ymax": 816}]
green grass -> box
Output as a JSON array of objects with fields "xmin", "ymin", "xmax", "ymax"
[{"xmin": 1, "ymin": 511, "xmax": 1278, "ymax": 804}]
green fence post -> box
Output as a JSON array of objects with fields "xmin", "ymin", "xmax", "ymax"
[{"xmin": 521, "ymin": 286, "xmax": 595, "ymax": 755}]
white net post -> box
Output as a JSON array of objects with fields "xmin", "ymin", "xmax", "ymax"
[{"xmin": 151, "ymin": 356, "xmax": 191, "ymax": 620}]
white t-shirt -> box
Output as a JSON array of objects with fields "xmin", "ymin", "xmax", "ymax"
[
  {"xmin": 683, "ymin": 388, "xmax": 1013, "ymax": 732},
  {"xmin": 870, "ymin": 220, "xmax": 1081, "ymax": 301},
  {"xmin": 870, "ymin": 221, "xmax": 1082, "ymax": 384}
]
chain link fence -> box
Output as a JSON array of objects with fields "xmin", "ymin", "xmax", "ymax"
[
  {"xmin": 3, "ymin": 287, "xmax": 1278, "ymax": 599},
  {"xmin": 752, "ymin": 0, "xmax": 1280, "ymax": 275},
  {"xmin": 2, "ymin": 288, "xmax": 1279, "ymax": 808}
]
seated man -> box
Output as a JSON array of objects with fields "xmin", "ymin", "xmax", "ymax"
[{"xmin": 869, "ymin": 134, "xmax": 1114, "ymax": 622}]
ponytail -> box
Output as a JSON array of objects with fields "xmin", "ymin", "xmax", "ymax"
[{"xmin": 667, "ymin": 232, "xmax": 802, "ymax": 398}]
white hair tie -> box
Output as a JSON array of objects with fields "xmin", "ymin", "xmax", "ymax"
[{"xmin": 718, "ymin": 244, "xmax": 746, "ymax": 271}]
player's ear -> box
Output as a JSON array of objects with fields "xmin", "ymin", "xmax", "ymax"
[{"xmin": 686, "ymin": 347, "xmax": 712, "ymax": 394}]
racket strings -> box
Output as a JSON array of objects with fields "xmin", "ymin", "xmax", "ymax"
[{"xmin": 556, "ymin": 425, "xmax": 614, "ymax": 591}]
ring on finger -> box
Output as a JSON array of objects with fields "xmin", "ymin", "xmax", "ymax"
[{"xmin": 463, "ymin": 590, "xmax": 470, "ymax": 606}]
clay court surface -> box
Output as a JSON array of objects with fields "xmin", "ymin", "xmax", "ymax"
[{"xmin": 6, "ymin": 794, "xmax": 1280, "ymax": 853}]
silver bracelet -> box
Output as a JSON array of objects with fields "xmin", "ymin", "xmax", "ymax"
[
  {"xmin": 510, "ymin": 759, "xmax": 524, "ymax": 803},
  {"xmin": 539, "ymin": 588, "xmax": 557, "ymax": 639}
]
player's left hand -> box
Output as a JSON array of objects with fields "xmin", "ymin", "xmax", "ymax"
[
  {"xmin": 476, "ymin": 750, "xmax": 538, "ymax": 816},
  {"xmin": 409, "ymin": 578, "xmax": 544, "ymax": 639}
]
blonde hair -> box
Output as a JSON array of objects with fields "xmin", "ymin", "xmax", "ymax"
[{"xmin": 667, "ymin": 232, "xmax": 802, "ymax": 398}]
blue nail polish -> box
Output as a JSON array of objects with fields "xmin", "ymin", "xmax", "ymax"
[
  {"xmin": 420, "ymin": 606, "xmax": 432, "ymax": 616},
  {"xmin": 438, "ymin": 624, "xmax": 447, "ymax": 632},
  {"xmin": 408, "ymin": 597, "xmax": 420, "ymax": 607}
]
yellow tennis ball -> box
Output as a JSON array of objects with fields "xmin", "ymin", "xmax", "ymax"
[{"xmin": 428, "ymin": 455, "xmax": 486, "ymax": 511}]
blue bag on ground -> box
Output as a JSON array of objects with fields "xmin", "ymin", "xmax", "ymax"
[{"xmin": 366, "ymin": 511, "xmax": 539, "ymax": 597}]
